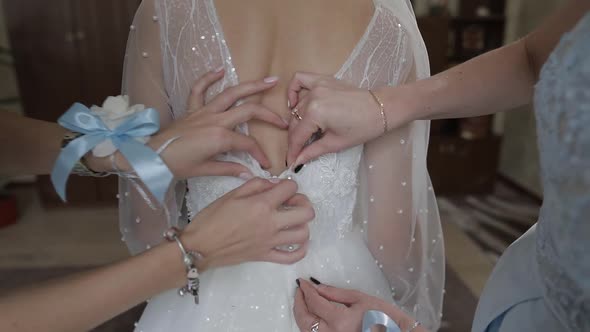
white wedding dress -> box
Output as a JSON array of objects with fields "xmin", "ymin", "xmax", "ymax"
[{"xmin": 118, "ymin": 0, "xmax": 444, "ymax": 331}]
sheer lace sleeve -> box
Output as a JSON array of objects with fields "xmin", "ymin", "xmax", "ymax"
[
  {"xmin": 123, "ymin": 0, "xmax": 173, "ymax": 127},
  {"xmin": 357, "ymin": 1, "xmax": 445, "ymax": 329},
  {"xmin": 118, "ymin": 0, "xmax": 185, "ymax": 255}
]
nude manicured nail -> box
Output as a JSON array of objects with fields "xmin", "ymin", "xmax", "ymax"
[
  {"xmin": 215, "ymin": 66, "xmax": 224, "ymax": 73},
  {"xmin": 269, "ymin": 178, "xmax": 281, "ymax": 184},
  {"xmin": 239, "ymin": 173, "xmax": 253, "ymax": 180},
  {"xmin": 264, "ymin": 76, "xmax": 279, "ymax": 83}
]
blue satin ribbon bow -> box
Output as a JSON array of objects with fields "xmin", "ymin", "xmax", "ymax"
[
  {"xmin": 362, "ymin": 310, "xmax": 402, "ymax": 332},
  {"xmin": 51, "ymin": 103, "xmax": 173, "ymax": 204}
]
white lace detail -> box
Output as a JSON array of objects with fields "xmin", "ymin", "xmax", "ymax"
[{"xmin": 187, "ymin": 146, "xmax": 364, "ymax": 242}]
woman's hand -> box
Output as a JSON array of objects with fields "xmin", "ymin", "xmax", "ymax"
[
  {"xmin": 89, "ymin": 70, "xmax": 286, "ymax": 179},
  {"xmin": 183, "ymin": 178, "xmax": 314, "ymax": 271},
  {"xmin": 150, "ymin": 71, "xmax": 286, "ymax": 178},
  {"xmin": 285, "ymin": 72, "xmax": 411, "ymax": 167},
  {"xmin": 286, "ymin": 72, "xmax": 385, "ymax": 167},
  {"xmin": 293, "ymin": 279, "xmax": 426, "ymax": 332}
]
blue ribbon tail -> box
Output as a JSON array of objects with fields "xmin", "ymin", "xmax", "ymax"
[
  {"xmin": 116, "ymin": 138, "xmax": 173, "ymax": 205},
  {"xmin": 51, "ymin": 134, "xmax": 107, "ymax": 202},
  {"xmin": 362, "ymin": 310, "xmax": 402, "ymax": 332}
]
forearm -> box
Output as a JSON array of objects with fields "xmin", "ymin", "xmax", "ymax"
[
  {"xmin": 0, "ymin": 113, "xmax": 66, "ymax": 176},
  {"xmin": 0, "ymin": 112, "xmax": 133, "ymax": 176},
  {"xmin": 381, "ymin": 0, "xmax": 589, "ymax": 123},
  {"xmin": 381, "ymin": 39, "xmax": 535, "ymax": 122},
  {"xmin": 0, "ymin": 242, "xmax": 184, "ymax": 332}
]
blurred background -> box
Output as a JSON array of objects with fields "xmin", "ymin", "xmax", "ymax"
[{"xmin": 0, "ymin": 0, "xmax": 564, "ymax": 331}]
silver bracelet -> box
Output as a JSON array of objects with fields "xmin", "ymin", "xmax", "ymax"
[
  {"xmin": 408, "ymin": 320, "xmax": 421, "ymax": 332},
  {"xmin": 163, "ymin": 227, "xmax": 203, "ymax": 304}
]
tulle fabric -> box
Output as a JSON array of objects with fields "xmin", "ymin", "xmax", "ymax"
[{"xmin": 119, "ymin": 0, "xmax": 444, "ymax": 330}]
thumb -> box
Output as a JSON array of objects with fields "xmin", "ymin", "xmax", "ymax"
[
  {"xmin": 232, "ymin": 177, "xmax": 276, "ymax": 197},
  {"xmin": 190, "ymin": 161, "xmax": 252, "ymax": 179},
  {"xmin": 315, "ymin": 284, "xmax": 361, "ymax": 306},
  {"xmin": 287, "ymin": 72, "xmax": 325, "ymax": 109}
]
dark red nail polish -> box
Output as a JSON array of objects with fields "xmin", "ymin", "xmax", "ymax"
[
  {"xmin": 296, "ymin": 279, "xmax": 301, "ymax": 287},
  {"xmin": 310, "ymin": 277, "xmax": 321, "ymax": 285},
  {"xmin": 294, "ymin": 164, "xmax": 303, "ymax": 173}
]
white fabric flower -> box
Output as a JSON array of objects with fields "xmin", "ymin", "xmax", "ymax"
[{"xmin": 91, "ymin": 95, "xmax": 150, "ymax": 157}]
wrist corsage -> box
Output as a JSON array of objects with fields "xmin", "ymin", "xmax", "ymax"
[{"xmin": 51, "ymin": 95, "xmax": 173, "ymax": 205}]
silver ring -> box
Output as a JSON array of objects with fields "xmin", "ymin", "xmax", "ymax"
[
  {"xmin": 275, "ymin": 244, "xmax": 300, "ymax": 252},
  {"xmin": 291, "ymin": 108, "xmax": 303, "ymax": 121},
  {"xmin": 408, "ymin": 321, "xmax": 421, "ymax": 332},
  {"xmin": 310, "ymin": 321, "xmax": 320, "ymax": 332}
]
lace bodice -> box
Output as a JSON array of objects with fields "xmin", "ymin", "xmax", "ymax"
[
  {"xmin": 187, "ymin": 146, "xmax": 364, "ymax": 241},
  {"xmin": 534, "ymin": 12, "xmax": 590, "ymax": 331}
]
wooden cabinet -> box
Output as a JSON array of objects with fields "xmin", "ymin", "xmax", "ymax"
[
  {"xmin": 417, "ymin": 1, "xmax": 507, "ymax": 195},
  {"xmin": 4, "ymin": 0, "xmax": 141, "ymax": 205},
  {"xmin": 417, "ymin": 16, "xmax": 449, "ymax": 75},
  {"xmin": 428, "ymin": 135, "xmax": 501, "ymax": 195}
]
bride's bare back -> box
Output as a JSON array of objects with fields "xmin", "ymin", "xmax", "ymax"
[
  {"xmin": 215, "ymin": 0, "xmax": 375, "ymax": 174},
  {"xmin": 121, "ymin": 1, "xmax": 445, "ymax": 330}
]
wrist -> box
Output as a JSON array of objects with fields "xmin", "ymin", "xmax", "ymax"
[
  {"xmin": 367, "ymin": 89, "xmax": 388, "ymax": 137},
  {"xmin": 84, "ymin": 152, "xmax": 130, "ymax": 173},
  {"xmin": 180, "ymin": 228, "xmax": 213, "ymax": 272},
  {"xmin": 159, "ymin": 238, "xmax": 212, "ymax": 289},
  {"xmin": 166, "ymin": 243, "xmax": 189, "ymax": 288},
  {"xmin": 376, "ymin": 86, "xmax": 419, "ymax": 130},
  {"xmin": 145, "ymin": 241, "xmax": 188, "ymax": 290}
]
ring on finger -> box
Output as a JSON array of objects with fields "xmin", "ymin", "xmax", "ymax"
[
  {"xmin": 408, "ymin": 321, "xmax": 421, "ymax": 332},
  {"xmin": 291, "ymin": 108, "xmax": 303, "ymax": 121},
  {"xmin": 310, "ymin": 321, "xmax": 320, "ymax": 332},
  {"xmin": 275, "ymin": 244, "xmax": 301, "ymax": 252}
]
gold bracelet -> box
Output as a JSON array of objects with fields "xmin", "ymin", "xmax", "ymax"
[{"xmin": 368, "ymin": 89, "xmax": 388, "ymax": 134}]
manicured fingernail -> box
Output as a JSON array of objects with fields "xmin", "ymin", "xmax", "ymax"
[
  {"xmin": 310, "ymin": 277, "xmax": 321, "ymax": 285},
  {"xmin": 264, "ymin": 76, "xmax": 279, "ymax": 83},
  {"xmin": 294, "ymin": 164, "xmax": 304, "ymax": 174},
  {"xmin": 215, "ymin": 66, "xmax": 224, "ymax": 73},
  {"xmin": 287, "ymin": 100, "xmax": 291, "ymax": 109},
  {"xmin": 239, "ymin": 173, "xmax": 253, "ymax": 180},
  {"xmin": 269, "ymin": 178, "xmax": 281, "ymax": 184},
  {"xmin": 296, "ymin": 279, "xmax": 301, "ymax": 287}
]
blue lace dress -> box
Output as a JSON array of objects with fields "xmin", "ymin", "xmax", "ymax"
[{"xmin": 472, "ymin": 12, "xmax": 590, "ymax": 332}]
